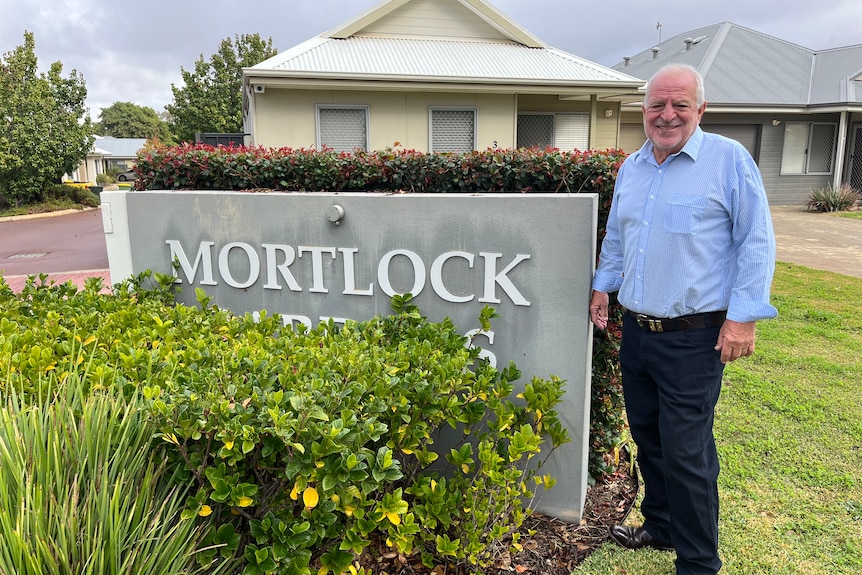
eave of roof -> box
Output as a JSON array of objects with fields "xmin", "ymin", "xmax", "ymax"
[{"xmin": 248, "ymin": 36, "xmax": 643, "ymax": 91}]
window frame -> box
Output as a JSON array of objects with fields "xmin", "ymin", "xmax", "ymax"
[
  {"xmin": 429, "ymin": 106, "xmax": 478, "ymax": 153},
  {"xmin": 779, "ymin": 121, "xmax": 837, "ymax": 176},
  {"xmin": 516, "ymin": 112, "xmax": 555, "ymax": 149},
  {"xmin": 516, "ymin": 112, "xmax": 590, "ymax": 151},
  {"xmin": 315, "ymin": 104, "xmax": 370, "ymax": 152}
]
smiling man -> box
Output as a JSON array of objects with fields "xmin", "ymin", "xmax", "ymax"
[{"xmin": 589, "ymin": 64, "xmax": 777, "ymax": 575}]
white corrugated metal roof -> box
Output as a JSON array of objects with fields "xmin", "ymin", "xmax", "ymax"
[{"xmin": 251, "ymin": 36, "xmax": 642, "ymax": 86}]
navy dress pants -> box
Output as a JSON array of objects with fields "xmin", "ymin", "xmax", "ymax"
[{"xmin": 620, "ymin": 313, "xmax": 726, "ymax": 575}]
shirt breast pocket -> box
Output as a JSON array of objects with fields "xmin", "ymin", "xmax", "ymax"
[{"xmin": 663, "ymin": 194, "xmax": 707, "ymax": 235}]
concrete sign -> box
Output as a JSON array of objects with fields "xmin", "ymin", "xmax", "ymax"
[{"xmin": 101, "ymin": 190, "xmax": 597, "ymax": 521}]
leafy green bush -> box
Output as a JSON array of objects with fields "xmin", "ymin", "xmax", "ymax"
[
  {"xmin": 806, "ymin": 183, "xmax": 861, "ymax": 212},
  {"xmin": 150, "ymin": 292, "xmax": 568, "ymax": 574},
  {"xmin": 96, "ymin": 172, "xmax": 115, "ymax": 185},
  {"xmin": 42, "ymin": 183, "xmax": 100, "ymax": 207},
  {"xmin": 133, "ymin": 143, "xmax": 624, "ymax": 196},
  {"xmin": 1, "ymin": 275, "xmax": 568, "ymax": 574}
]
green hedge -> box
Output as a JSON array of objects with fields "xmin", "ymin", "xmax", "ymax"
[{"xmin": 135, "ymin": 143, "xmax": 627, "ymax": 480}]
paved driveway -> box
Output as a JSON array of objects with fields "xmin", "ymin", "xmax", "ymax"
[{"xmin": 770, "ymin": 206, "xmax": 862, "ymax": 278}]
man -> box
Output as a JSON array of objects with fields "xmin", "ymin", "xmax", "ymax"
[{"xmin": 589, "ymin": 63, "xmax": 777, "ymax": 575}]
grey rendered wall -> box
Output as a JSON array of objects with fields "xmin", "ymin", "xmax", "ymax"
[{"xmin": 707, "ymin": 112, "xmax": 838, "ymax": 206}]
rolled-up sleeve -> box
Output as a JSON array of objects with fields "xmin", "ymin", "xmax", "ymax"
[
  {"xmin": 727, "ymin": 152, "xmax": 778, "ymax": 322},
  {"xmin": 592, "ymin": 174, "xmax": 625, "ymax": 294}
]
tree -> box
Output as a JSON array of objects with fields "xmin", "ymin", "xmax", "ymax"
[
  {"xmin": 96, "ymin": 101, "xmax": 175, "ymax": 144},
  {"xmin": 0, "ymin": 32, "xmax": 93, "ymax": 207},
  {"xmin": 166, "ymin": 34, "xmax": 277, "ymax": 144}
]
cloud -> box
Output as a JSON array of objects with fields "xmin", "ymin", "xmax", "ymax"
[{"xmin": 2, "ymin": 0, "xmax": 860, "ymax": 115}]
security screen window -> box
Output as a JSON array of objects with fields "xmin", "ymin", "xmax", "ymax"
[
  {"xmin": 780, "ymin": 122, "xmax": 837, "ymax": 175},
  {"xmin": 317, "ymin": 106, "xmax": 369, "ymax": 153}
]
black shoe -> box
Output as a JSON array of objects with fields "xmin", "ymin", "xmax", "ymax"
[{"xmin": 608, "ymin": 525, "xmax": 674, "ymax": 551}]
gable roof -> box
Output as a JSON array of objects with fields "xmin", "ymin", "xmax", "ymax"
[
  {"xmin": 329, "ymin": 0, "xmax": 545, "ymax": 47},
  {"xmin": 247, "ymin": 0, "xmax": 643, "ymax": 99},
  {"xmin": 613, "ymin": 22, "xmax": 862, "ymax": 109}
]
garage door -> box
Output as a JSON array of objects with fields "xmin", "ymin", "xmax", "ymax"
[{"xmin": 702, "ymin": 124, "xmax": 760, "ymax": 161}]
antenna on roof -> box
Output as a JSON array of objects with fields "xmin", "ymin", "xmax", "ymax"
[{"xmin": 656, "ymin": 22, "xmax": 662, "ymax": 45}]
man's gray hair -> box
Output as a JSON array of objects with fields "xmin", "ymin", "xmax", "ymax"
[{"xmin": 646, "ymin": 64, "xmax": 705, "ymax": 107}]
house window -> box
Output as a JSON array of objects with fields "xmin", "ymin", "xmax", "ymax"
[
  {"xmin": 430, "ymin": 107, "xmax": 476, "ymax": 153},
  {"xmin": 517, "ymin": 113, "xmax": 589, "ymax": 150},
  {"xmin": 518, "ymin": 114, "xmax": 555, "ymax": 148},
  {"xmin": 780, "ymin": 122, "xmax": 836, "ymax": 175},
  {"xmin": 317, "ymin": 106, "xmax": 369, "ymax": 152}
]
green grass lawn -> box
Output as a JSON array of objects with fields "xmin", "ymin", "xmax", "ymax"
[
  {"xmin": 834, "ymin": 210, "xmax": 862, "ymax": 220},
  {"xmin": 574, "ymin": 262, "xmax": 862, "ymax": 575}
]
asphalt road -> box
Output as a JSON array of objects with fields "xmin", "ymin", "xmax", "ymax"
[{"xmin": 0, "ymin": 208, "xmax": 108, "ymax": 276}]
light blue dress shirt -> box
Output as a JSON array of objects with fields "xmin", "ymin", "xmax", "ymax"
[{"xmin": 592, "ymin": 127, "xmax": 778, "ymax": 323}]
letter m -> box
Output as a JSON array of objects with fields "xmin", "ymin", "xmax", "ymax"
[{"xmin": 166, "ymin": 240, "xmax": 217, "ymax": 285}]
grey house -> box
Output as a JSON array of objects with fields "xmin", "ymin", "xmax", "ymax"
[{"xmin": 613, "ymin": 22, "xmax": 862, "ymax": 205}]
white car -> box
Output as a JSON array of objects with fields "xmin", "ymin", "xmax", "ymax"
[{"xmin": 117, "ymin": 169, "xmax": 137, "ymax": 182}]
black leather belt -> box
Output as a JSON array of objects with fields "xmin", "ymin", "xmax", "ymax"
[{"xmin": 627, "ymin": 310, "xmax": 727, "ymax": 332}]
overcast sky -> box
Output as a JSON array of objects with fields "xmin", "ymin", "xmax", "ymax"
[{"xmin": 2, "ymin": 0, "xmax": 860, "ymax": 119}]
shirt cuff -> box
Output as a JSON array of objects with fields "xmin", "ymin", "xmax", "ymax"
[
  {"xmin": 592, "ymin": 269, "xmax": 623, "ymax": 294},
  {"xmin": 727, "ymin": 294, "xmax": 778, "ymax": 323}
]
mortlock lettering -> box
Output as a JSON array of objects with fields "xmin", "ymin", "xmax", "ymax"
[{"xmin": 166, "ymin": 240, "xmax": 531, "ymax": 307}]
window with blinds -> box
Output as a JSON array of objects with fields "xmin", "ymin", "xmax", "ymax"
[
  {"xmin": 554, "ymin": 114, "xmax": 590, "ymax": 151},
  {"xmin": 430, "ymin": 108, "xmax": 476, "ymax": 153},
  {"xmin": 516, "ymin": 113, "xmax": 589, "ymax": 151},
  {"xmin": 317, "ymin": 106, "xmax": 369, "ymax": 152}
]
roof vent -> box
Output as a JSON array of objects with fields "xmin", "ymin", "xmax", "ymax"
[
  {"xmin": 692, "ymin": 35, "xmax": 708, "ymax": 44},
  {"xmin": 623, "ymin": 56, "xmax": 631, "ymax": 67},
  {"xmin": 651, "ymin": 47, "xmax": 660, "ymax": 60},
  {"xmin": 684, "ymin": 37, "xmax": 694, "ymax": 51}
]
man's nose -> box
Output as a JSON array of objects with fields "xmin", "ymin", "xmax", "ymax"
[{"xmin": 659, "ymin": 104, "xmax": 676, "ymax": 120}]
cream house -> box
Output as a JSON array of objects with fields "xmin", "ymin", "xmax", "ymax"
[{"xmin": 242, "ymin": 0, "xmax": 645, "ymax": 153}]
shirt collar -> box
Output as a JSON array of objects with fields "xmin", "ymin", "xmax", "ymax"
[{"xmin": 631, "ymin": 126, "xmax": 705, "ymax": 166}]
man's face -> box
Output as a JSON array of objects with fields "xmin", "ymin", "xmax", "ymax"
[{"xmin": 642, "ymin": 70, "xmax": 707, "ymax": 161}]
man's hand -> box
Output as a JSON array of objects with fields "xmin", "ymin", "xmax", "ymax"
[
  {"xmin": 715, "ymin": 319, "xmax": 756, "ymax": 363},
  {"xmin": 590, "ymin": 290, "xmax": 610, "ymax": 330}
]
